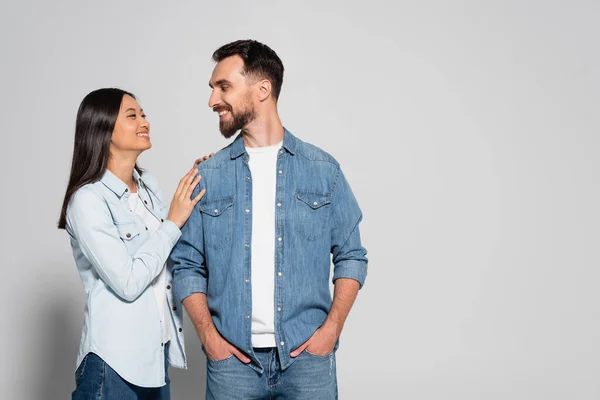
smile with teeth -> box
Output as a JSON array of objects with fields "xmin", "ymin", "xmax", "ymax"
[
  {"xmin": 218, "ymin": 110, "xmax": 230, "ymax": 117},
  {"xmin": 137, "ymin": 132, "xmax": 149, "ymax": 138}
]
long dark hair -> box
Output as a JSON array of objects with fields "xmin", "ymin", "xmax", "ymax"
[{"xmin": 58, "ymin": 88, "xmax": 141, "ymax": 229}]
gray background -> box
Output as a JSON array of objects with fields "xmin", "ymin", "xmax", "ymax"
[{"xmin": 1, "ymin": 0, "xmax": 599, "ymax": 399}]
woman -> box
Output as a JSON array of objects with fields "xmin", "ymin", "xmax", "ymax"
[{"xmin": 58, "ymin": 88, "xmax": 205, "ymax": 399}]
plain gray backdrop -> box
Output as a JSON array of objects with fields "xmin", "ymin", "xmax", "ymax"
[{"xmin": 1, "ymin": 0, "xmax": 599, "ymax": 399}]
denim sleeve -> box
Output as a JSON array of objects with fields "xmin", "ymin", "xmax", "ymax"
[
  {"xmin": 169, "ymin": 178, "xmax": 208, "ymax": 302},
  {"xmin": 66, "ymin": 187, "xmax": 181, "ymax": 302},
  {"xmin": 330, "ymin": 167, "xmax": 368, "ymax": 288}
]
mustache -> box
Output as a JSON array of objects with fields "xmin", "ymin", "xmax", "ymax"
[{"xmin": 213, "ymin": 106, "xmax": 231, "ymax": 113}]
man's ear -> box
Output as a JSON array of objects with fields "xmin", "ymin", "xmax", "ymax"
[{"xmin": 257, "ymin": 79, "xmax": 272, "ymax": 101}]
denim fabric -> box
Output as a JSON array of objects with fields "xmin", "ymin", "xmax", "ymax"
[
  {"xmin": 72, "ymin": 344, "xmax": 171, "ymax": 399},
  {"xmin": 206, "ymin": 348, "xmax": 337, "ymax": 400},
  {"xmin": 66, "ymin": 169, "xmax": 186, "ymax": 387},
  {"xmin": 171, "ymin": 129, "xmax": 367, "ymax": 372}
]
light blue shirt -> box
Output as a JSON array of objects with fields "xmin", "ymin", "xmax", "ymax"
[
  {"xmin": 171, "ymin": 129, "xmax": 368, "ymax": 373},
  {"xmin": 66, "ymin": 169, "xmax": 186, "ymax": 387}
]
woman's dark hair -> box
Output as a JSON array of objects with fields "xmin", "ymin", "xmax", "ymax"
[
  {"xmin": 212, "ymin": 39, "xmax": 284, "ymax": 100},
  {"xmin": 58, "ymin": 88, "xmax": 140, "ymax": 229}
]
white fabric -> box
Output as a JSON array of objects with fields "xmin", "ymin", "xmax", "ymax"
[
  {"xmin": 246, "ymin": 142, "xmax": 281, "ymax": 347},
  {"xmin": 128, "ymin": 192, "xmax": 170, "ymax": 342}
]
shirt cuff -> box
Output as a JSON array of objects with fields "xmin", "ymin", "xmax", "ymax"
[
  {"xmin": 174, "ymin": 275, "xmax": 207, "ymax": 303},
  {"xmin": 332, "ymin": 259, "xmax": 368, "ymax": 288},
  {"xmin": 159, "ymin": 219, "xmax": 181, "ymax": 247}
]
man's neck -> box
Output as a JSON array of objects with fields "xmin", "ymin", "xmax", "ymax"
[{"xmin": 242, "ymin": 111, "xmax": 284, "ymax": 148}]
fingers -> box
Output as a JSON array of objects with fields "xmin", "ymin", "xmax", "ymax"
[
  {"xmin": 178, "ymin": 169, "xmax": 198, "ymax": 199},
  {"xmin": 230, "ymin": 346, "xmax": 251, "ymax": 363},
  {"xmin": 183, "ymin": 174, "xmax": 201, "ymax": 199},
  {"xmin": 193, "ymin": 189, "xmax": 206, "ymax": 205},
  {"xmin": 175, "ymin": 168, "xmax": 197, "ymax": 196},
  {"xmin": 194, "ymin": 153, "xmax": 214, "ymax": 166},
  {"xmin": 290, "ymin": 342, "xmax": 308, "ymax": 358}
]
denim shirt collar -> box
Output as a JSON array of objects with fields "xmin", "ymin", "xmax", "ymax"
[
  {"xmin": 99, "ymin": 168, "xmax": 145, "ymax": 198},
  {"xmin": 230, "ymin": 127, "xmax": 297, "ymax": 159}
]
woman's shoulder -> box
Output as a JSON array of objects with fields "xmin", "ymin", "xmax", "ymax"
[
  {"xmin": 64, "ymin": 183, "xmax": 110, "ymax": 233},
  {"xmin": 68, "ymin": 183, "xmax": 107, "ymax": 213},
  {"xmin": 139, "ymin": 170, "xmax": 159, "ymax": 189}
]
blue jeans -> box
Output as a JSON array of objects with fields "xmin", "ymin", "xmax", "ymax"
[
  {"xmin": 206, "ymin": 347, "xmax": 337, "ymax": 400},
  {"xmin": 72, "ymin": 345, "xmax": 170, "ymax": 399}
]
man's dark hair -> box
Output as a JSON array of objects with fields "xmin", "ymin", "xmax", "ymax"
[{"xmin": 212, "ymin": 39, "xmax": 284, "ymax": 100}]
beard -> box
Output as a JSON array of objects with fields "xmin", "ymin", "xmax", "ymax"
[{"xmin": 219, "ymin": 107, "xmax": 256, "ymax": 139}]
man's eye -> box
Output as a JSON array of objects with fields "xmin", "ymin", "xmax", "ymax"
[
  {"xmin": 141, "ymin": 114, "xmax": 147, "ymax": 119},
  {"xmin": 221, "ymin": 86, "xmax": 228, "ymax": 91}
]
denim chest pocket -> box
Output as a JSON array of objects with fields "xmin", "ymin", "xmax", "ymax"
[
  {"xmin": 294, "ymin": 192, "xmax": 332, "ymax": 241},
  {"xmin": 199, "ymin": 197, "xmax": 235, "ymax": 249},
  {"xmin": 115, "ymin": 221, "xmax": 142, "ymax": 242}
]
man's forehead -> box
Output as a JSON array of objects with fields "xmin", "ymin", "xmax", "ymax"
[{"xmin": 210, "ymin": 55, "xmax": 245, "ymax": 82}]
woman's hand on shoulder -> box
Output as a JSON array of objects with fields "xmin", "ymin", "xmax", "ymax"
[
  {"xmin": 166, "ymin": 168, "xmax": 205, "ymax": 229},
  {"xmin": 194, "ymin": 152, "xmax": 215, "ymax": 167}
]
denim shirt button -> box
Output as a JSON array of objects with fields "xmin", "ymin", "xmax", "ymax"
[
  {"xmin": 277, "ymin": 307, "xmax": 281, "ymax": 311},
  {"xmin": 277, "ymin": 203, "xmax": 282, "ymax": 207},
  {"xmin": 277, "ymin": 237, "xmax": 282, "ymax": 242},
  {"xmin": 278, "ymin": 272, "xmax": 282, "ymax": 277},
  {"xmin": 245, "ymin": 209, "xmax": 250, "ymax": 213},
  {"xmin": 278, "ymin": 170, "xmax": 283, "ymax": 174},
  {"xmin": 280, "ymin": 341, "xmax": 285, "ymax": 346}
]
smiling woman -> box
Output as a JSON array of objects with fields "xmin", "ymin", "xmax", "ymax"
[
  {"xmin": 110, "ymin": 95, "xmax": 152, "ymax": 151},
  {"xmin": 57, "ymin": 88, "xmax": 205, "ymax": 399}
]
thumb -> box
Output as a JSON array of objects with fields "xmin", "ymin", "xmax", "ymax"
[
  {"xmin": 290, "ymin": 342, "xmax": 308, "ymax": 358},
  {"xmin": 230, "ymin": 346, "xmax": 251, "ymax": 364}
]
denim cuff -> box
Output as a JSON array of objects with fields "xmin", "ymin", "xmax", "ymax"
[
  {"xmin": 332, "ymin": 259, "xmax": 367, "ymax": 288},
  {"xmin": 174, "ymin": 275, "xmax": 207, "ymax": 303},
  {"xmin": 159, "ymin": 219, "xmax": 182, "ymax": 247}
]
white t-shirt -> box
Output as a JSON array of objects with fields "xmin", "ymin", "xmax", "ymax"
[
  {"xmin": 246, "ymin": 142, "xmax": 281, "ymax": 348},
  {"xmin": 128, "ymin": 192, "xmax": 170, "ymax": 342}
]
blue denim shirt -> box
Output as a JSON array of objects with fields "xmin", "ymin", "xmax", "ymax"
[
  {"xmin": 170, "ymin": 129, "xmax": 367, "ymax": 372},
  {"xmin": 65, "ymin": 169, "xmax": 186, "ymax": 387}
]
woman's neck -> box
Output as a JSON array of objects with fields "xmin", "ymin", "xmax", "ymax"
[{"xmin": 107, "ymin": 156, "xmax": 137, "ymax": 193}]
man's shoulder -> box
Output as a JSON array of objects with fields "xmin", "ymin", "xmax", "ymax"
[
  {"xmin": 197, "ymin": 143, "xmax": 234, "ymax": 171},
  {"xmin": 294, "ymin": 137, "xmax": 339, "ymax": 167}
]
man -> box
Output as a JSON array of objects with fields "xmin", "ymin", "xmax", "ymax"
[{"xmin": 170, "ymin": 39, "xmax": 368, "ymax": 399}]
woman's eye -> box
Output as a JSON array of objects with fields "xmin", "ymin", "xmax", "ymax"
[{"xmin": 127, "ymin": 115, "xmax": 136, "ymax": 119}]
